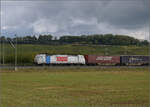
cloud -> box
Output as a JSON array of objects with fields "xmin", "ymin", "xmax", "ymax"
[
  {"xmin": 2, "ymin": 26, "xmax": 7, "ymax": 30},
  {"xmin": 32, "ymin": 19, "xmax": 58, "ymax": 33},
  {"xmin": 1, "ymin": 0, "xmax": 149, "ymax": 40},
  {"xmin": 100, "ymin": 0, "xmax": 150, "ymax": 29},
  {"xmin": 71, "ymin": 17, "xmax": 98, "ymax": 26},
  {"xmin": 127, "ymin": 27, "xmax": 149, "ymax": 40}
]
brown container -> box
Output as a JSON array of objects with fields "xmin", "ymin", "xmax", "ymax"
[{"xmin": 85, "ymin": 55, "xmax": 120, "ymax": 65}]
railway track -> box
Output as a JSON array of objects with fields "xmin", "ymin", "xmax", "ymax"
[{"xmin": 0, "ymin": 65, "xmax": 149, "ymax": 69}]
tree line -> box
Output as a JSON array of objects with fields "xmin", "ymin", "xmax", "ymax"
[{"xmin": 0, "ymin": 34, "xmax": 149, "ymax": 46}]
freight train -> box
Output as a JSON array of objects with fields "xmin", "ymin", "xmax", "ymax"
[{"xmin": 34, "ymin": 54, "xmax": 150, "ymax": 66}]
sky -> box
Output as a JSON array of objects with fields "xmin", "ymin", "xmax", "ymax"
[{"xmin": 1, "ymin": 0, "xmax": 150, "ymax": 40}]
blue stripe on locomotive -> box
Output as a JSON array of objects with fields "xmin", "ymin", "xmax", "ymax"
[{"xmin": 46, "ymin": 56, "xmax": 51, "ymax": 64}]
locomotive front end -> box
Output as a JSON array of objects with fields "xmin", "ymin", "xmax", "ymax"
[{"xmin": 34, "ymin": 54, "xmax": 46, "ymax": 65}]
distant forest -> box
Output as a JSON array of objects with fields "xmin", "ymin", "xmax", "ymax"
[{"xmin": 0, "ymin": 34, "xmax": 149, "ymax": 46}]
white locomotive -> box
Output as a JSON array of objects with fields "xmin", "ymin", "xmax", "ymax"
[{"xmin": 34, "ymin": 54, "xmax": 86, "ymax": 65}]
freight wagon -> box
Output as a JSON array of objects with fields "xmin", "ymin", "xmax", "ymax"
[
  {"xmin": 120, "ymin": 55, "xmax": 150, "ymax": 65},
  {"xmin": 34, "ymin": 54, "xmax": 85, "ymax": 65},
  {"xmin": 84, "ymin": 55, "xmax": 120, "ymax": 65}
]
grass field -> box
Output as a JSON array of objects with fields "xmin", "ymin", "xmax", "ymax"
[
  {"xmin": 0, "ymin": 44, "xmax": 149, "ymax": 65},
  {"xmin": 0, "ymin": 67, "xmax": 149, "ymax": 107}
]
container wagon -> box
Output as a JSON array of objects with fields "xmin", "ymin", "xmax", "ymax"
[
  {"xmin": 120, "ymin": 55, "xmax": 150, "ymax": 65},
  {"xmin": 84, "ymin": 55, "xmax": 120, "ymax": 65}
]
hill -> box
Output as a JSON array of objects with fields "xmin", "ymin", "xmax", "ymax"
[{"xmin": 0, "ymin": 44, "xmax": 149, "ymax": 65}]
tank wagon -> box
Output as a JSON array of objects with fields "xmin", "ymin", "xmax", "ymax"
[{"xmin": 34, "ymin": 54, "xmax": 150, "ymax": 66}]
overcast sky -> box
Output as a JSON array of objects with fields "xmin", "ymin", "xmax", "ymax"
[{"xmin": 1, "ymin": 0, "xmax": 150, "ymax": 40}]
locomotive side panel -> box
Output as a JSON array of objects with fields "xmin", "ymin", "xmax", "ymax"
[
  {"xmin": 48, "ymin": 55, "xmax": 85, "ymax": 64},
  {"xmin": 50, "ymin": 55, "xmax": 69, "ymax": 64},
  {"xmin": 46, "ymin": 56, "xmax": 51, "ymax": 64}
]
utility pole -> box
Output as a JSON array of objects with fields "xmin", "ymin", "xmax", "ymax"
[
  {"xmin": 8, "ymin": 35, "xmax": 17, "ymax": 71},
  {"xmin": 2, "ymin": 37, "xmax": 5, "ymax": 65},
  {"xmin": 15, "ymin": 34, "xmax": 17, "ymax": 71},
  {"xmin": 0, "ymin": 36, "xmax": 1, "ymax": 65},
  {"xmin": 0, "ymin": 0, "xmax": 1, "ymax": 67}
]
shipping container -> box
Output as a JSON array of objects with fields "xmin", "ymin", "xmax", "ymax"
[
  {"xmin": 120, "ymin": 56, "xmax": 150, "ymax": 65},
  {"xmin": 85, "ymin": 55, "xmax": 120, "ymax": 65}
]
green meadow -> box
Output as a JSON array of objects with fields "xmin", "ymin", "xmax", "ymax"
[
  {"xmin": 0, "ymin": 44, "xmax": 149, "ymax": 65},
  {"xmin": 0, "ymin": 67, "xmax": 149, "ymax": 107}
]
